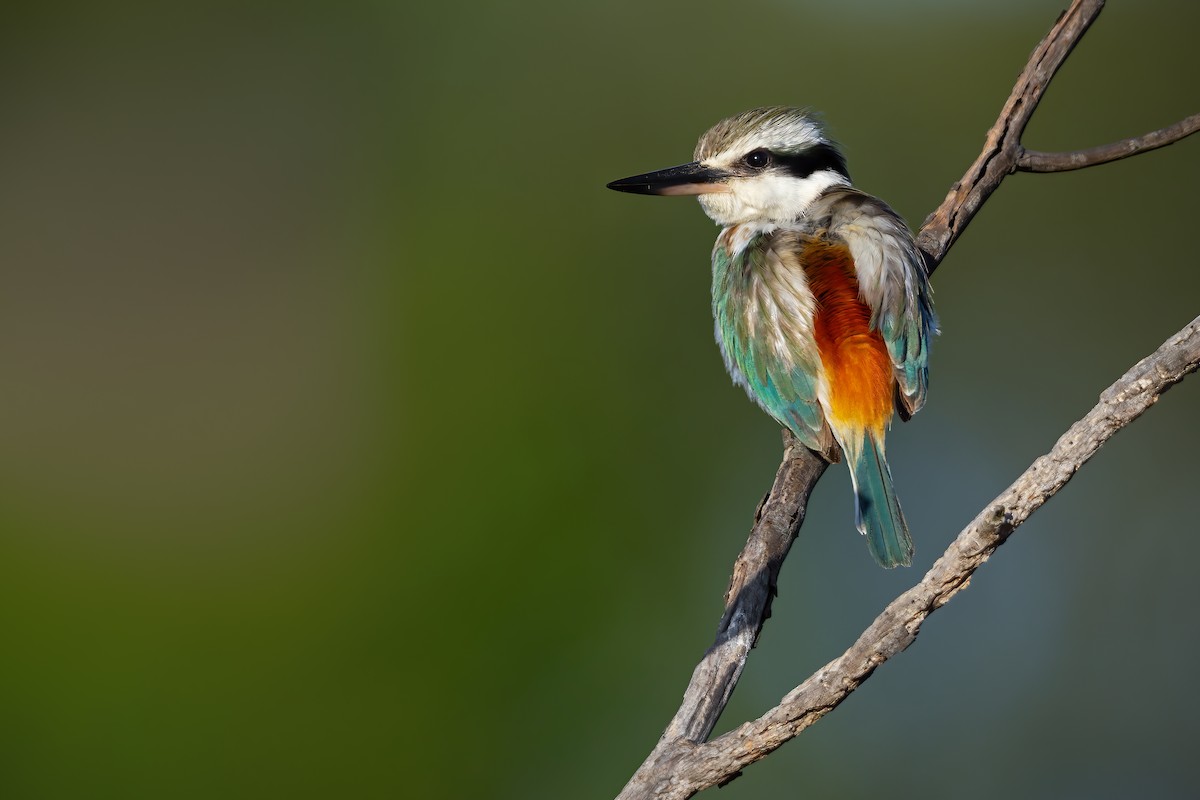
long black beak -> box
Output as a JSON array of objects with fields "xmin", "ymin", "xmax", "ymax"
[{"xmin": 606, "ymin": 161, "xmax": 731, "ymax": 196}]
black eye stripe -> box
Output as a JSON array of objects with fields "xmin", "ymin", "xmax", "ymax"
[{"xmin": 771, "ymin": 143, "xmax": 850, "ymax": 182}]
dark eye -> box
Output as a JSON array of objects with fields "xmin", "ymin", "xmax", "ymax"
[{"xmin": 744, "ymin": 149, "xmax": 771, "ymax": 169}]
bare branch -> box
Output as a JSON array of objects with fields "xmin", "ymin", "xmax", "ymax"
[
  {"xmin": 615, "ymin": 442, "xmax": 826, "ymax": 798},
  {"xmin": 621, "ymin": 1, "xmax": 1104, "ymax": 782},
  {"xmin": 1018, "ymin": 112, "xmax": 1200, "ymax": 172},
  {"xmin": 616, "ymin": 1, "xmax": 1198, "ymax": 796},
  {"xmin": 660, "ymin": 441, "xmax": 826, "ymax": 744},
  {"xmin": 623, "ymin": 315, "xmax": 1200, "ymax": 799}
]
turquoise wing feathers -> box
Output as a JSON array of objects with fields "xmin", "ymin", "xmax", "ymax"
[{"xmin": 711, "ymin": 232, "xmax": 834, "ymax": 455}]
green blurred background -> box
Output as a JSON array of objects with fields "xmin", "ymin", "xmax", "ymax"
[{"xmin": 1, "ymin": 1, "xmax": 1197, "ymax": 797}]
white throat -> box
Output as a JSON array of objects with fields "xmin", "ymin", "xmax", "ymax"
[{"xmin": 698, "ymin": 169, "xmax": 849, "ymax": 227}]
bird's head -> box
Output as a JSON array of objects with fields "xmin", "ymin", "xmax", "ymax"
[{"xmin": 608, "ymin": 107, "xmax": 850, "ymax": 227}]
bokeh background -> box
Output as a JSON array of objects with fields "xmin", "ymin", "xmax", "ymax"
[{"xmin": 1, "ymin": 1, "xmax": 1197, "ymax": 797}]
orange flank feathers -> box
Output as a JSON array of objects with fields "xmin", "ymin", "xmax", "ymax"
[{"xmin": 803, "ymin": 239, "xmax": 893, "ymax": 435}]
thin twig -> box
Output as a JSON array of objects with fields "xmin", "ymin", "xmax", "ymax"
[
  {"xmin": 1018, "ymin": 112, "xmax": 1200, "ymax": 172},
  {"xmin": 629, "ymin": 316, "xmax": 1200, "ymax": 799}
]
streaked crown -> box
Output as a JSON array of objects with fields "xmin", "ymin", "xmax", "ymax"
[{"xmin": 696, "ymin": 107, "xmax": 828, "ymax": 162}]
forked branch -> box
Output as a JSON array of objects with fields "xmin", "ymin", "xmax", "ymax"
[
  {"xmin": 625, "ymin": 316, "xmax": 1200, "ymax": 799},
  {"xmin": 915, "ymin": 0, "xmax": 1099, "ymax": 269},
  {"xmin": 615, "ymin": 1, "xmax": 1199, "ymax": 797}
]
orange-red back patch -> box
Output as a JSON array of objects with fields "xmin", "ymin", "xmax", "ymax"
[{"xmin": 803, "ymin": 239, "xmax": 893, "ymax": 434}]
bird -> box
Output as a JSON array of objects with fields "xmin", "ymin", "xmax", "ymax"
[{"xmin": 607, "ymin": 107, "xmax": 936, "ymax": 568}]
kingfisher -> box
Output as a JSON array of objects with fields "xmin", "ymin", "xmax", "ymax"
[{"xmin": 607, "ymin": 107, "xmax": 936, "ymax": 568}]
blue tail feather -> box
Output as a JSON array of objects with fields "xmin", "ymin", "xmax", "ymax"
[{"xmin": 852, "ymin": 434, "xmax": 913, "ymax": 568}]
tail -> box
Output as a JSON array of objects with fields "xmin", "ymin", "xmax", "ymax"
[{"xmin": 850, "ymin": 432, "xmax": 913, "ymax": 568}]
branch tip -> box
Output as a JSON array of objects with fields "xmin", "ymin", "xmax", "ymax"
[{"xmin": 1018, "ymin": 112, "xmax": 1200, "ymax": 173}]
